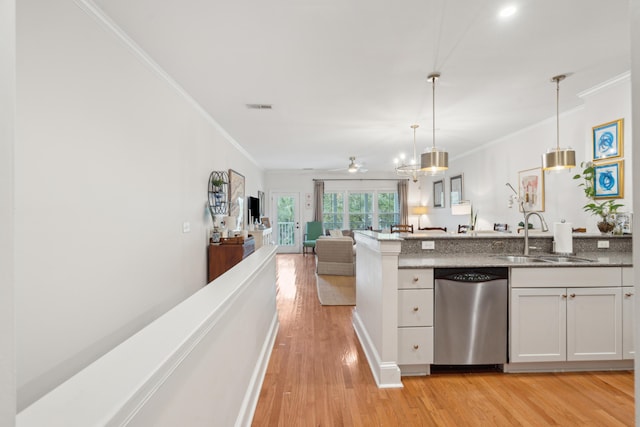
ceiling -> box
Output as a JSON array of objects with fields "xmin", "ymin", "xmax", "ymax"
[{"xmin": 93, "ymin": 0, "xmax": 631, "ymax": 173}]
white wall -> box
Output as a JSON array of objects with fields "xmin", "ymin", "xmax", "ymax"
[
  {"xmin": 15, "ymin": 0, "xmax": 264, "ymax": 410},
  {"xmin": 417, "ymin": 76, "xmax": 632, "ymax": 234},
  {"xmin": 0, "ymin": 0, "xmax": 16, "ymax": 424}
]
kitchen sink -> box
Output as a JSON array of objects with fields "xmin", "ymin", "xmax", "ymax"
[
  {"xmin": 534, "ymin": 255, "xmax": 595, "ymax": 263},
  {"xmin": 494, "ymin": 254, "xmax": 595, "ymax": 264},
  {"xmin": 495, "ymin": 255, "xmax": 547, "ymax": 263}
]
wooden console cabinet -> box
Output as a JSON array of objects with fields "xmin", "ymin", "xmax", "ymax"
[{"xmin": 208, "ymin": 238, "xmax": 255, "ymax": 282}]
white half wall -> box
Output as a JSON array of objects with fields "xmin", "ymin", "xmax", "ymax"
[{"xmin": 16, "ymin": 0, "xmax": 264, "ymax": 409}]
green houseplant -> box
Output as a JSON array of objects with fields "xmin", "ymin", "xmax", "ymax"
[{"xmin": 573, "ymin": 161, "xmax": 623, "ymax": 233}]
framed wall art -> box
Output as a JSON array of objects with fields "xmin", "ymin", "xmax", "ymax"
[
  {"xmin": 594, "ymin": 160, "xmax": 624, "ymax": 199},
  {"xmin": 228, "ymin": 169, "xmax": 245, "ymax": 227},
  {"xmin": 450, "ymin": 174, "xmax": 463, "ymax": 206},
  {"xmin": 593, "ymin": 118, "xmax": 623, "ymax": 161},
  {"xmin": 518, "ymin": 167, "xmax": 545, "ymax": 212},
  {"xmin": 615, "ymin": 212, "xmax": 632, "ymax": 234},
  {"xmin": 433, "ymin": 180, "xmax": 444, "ymax": 208}
]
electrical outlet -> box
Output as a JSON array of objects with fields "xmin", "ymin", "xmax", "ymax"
[
  {"xmin": 597, "ymin": 240, "xmax": 609, "ymax": 249},
  {"xmin": 182, "ymin": 221, "xmax": 191, "ymax": 233},
  {"xmin": 422, "ymin": 241, "xmax": 435, "ymax": 250}
]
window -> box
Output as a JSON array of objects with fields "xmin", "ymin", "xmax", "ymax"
[
  {"xmin": 322, "ymin": 189, "xmax": 398, "ymax": 230},
  {"xmin": 322, "ymin": 192, "xmax": 344, "ymax": 230},
  {"xmin": 377, "ymin": 192, "xmax": 400, "ymax": 229},
  {"xmin": 348, "ymin": 192, "xmax": 373, "ymax": 230}
]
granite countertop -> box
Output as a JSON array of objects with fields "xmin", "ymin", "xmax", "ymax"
[{"xmin": 398, "ymin": 252, "xmax": 633, "ymax": 268}]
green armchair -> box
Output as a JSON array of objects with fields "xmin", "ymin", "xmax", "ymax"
[{"xmin": 303, "ymin": 221, "xmax": 323, "ymax": 254}]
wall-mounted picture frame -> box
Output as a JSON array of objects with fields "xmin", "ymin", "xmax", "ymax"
[
  {"xmin": 450, "ymin": 174, "xmax": 463, "ymax": 206},
  {"xmin": 260, "ymin": 217, "xmax": 271, "ymax": 229},
  {"xmin": 518, "ymin": 167, "xmax": 545, "ymax": 212},
  {"xmin": 433, "ymin": 180, "xmax": 444, "ymax": 208},
  {"xmin": 615, "ymin": 212, "xmax": 632, "ymax": 234},
  {"xmin": 258, "ymin": 190, "xmax": 265, "ymax": 216},
  {"xmin": 593, "ymin": 118, "xmax": 623, "ymax": 161},
  {"xmin": 594, "ymin": 160, "xmax": 624, "ymax": 199},
  {"xmin": 228, "ymin": 169, "xmax": 245, "ymax": 228}
]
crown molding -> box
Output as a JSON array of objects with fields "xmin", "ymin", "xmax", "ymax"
[{"xmin": 577, "ymin": 71, "xmax": 631, "ymax": 99}]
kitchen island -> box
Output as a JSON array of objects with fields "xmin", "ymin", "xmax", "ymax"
[{"xmin": 352, "ymin": 230, "xmax": 634, "ymax": 388}]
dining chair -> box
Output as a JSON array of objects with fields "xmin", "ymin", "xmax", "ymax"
[{"xmin": 390, "ymin": 224, "xmax": 414, "ymax": 234}]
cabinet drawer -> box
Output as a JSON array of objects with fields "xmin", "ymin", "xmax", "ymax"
[
  {"xmin": 398, "ymin": 327, "xmax": 433, "ymax": 364},
  {"xmin": 398, "ymin": 289, "xmax": 433, "ymax": 327},
  {"xmin": 398, "ymin": 268, "xmax": 433, "ymax": 289},
  {"xmin": 511, "ymin": 267, "xmax": 621, "ymax": 288}
]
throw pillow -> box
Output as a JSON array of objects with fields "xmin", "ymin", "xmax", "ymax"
[{"xmin": 329, "ymin": 229, "xmax": 343, "ymax": 238}]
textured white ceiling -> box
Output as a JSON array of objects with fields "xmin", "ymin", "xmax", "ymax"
[{"xmin": 93, "ymin": 0, "xmax": 631, "ymax": 172}]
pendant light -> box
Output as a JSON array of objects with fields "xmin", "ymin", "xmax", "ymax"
[
  {"xmin": 542, "ymin": 74, "xmax": 576, "ymax": 171},
  {"xmin": 395, "ymin": 124, "xmax": 426, "ymax": 182},
  {"xmin": 421, "ymin": 72, "xmax": 448, "ymax": 173}
]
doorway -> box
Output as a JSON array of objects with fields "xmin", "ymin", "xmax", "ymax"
[{"xmin": 271, "ymin": 192, "xmax": 301, "ymax": 253}]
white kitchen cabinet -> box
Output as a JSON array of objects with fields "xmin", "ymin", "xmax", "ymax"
[
  {"xmin": 623, "ymin": 286, "xmax": 635, "ymax": 359},
  {"xmin": 511, "ymin": 288, "xmax": 566, "ymax": 362},
  {"xmin": 397, "ymin": 268, "xmax": 433, "ymax": 369},
  {"xmin": 567, "ymin": 287, "xmax": 622, "ymax": 361},
  {"xmin": 511, "ymin": 286, "xmax": 622, "ymax": 363}
]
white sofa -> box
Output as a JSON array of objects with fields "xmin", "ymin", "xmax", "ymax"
[{"xmin": 315, "ymin": 236, "xmax": 355, "ymax": 276}]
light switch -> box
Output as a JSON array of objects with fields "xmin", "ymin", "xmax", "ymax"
[
  {"xmin": 597, "ymin": 240, "xmax": 609, "ymax": 249},
  {"xmin": 182, "ymin": 221, "xmax": 191, "ymax": 233}
]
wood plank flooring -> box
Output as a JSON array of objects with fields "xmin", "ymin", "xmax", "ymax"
[{"xmin": 252, "ymin": 254, "xmax": 634, "ymax": 426}]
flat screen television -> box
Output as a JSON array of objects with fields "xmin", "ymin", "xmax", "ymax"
[{"xmin": 248, "ymin": 196, "xmax": 260, "ymax": 224}]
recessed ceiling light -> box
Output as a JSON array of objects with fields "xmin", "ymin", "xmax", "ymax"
[{"xmin": 498, "ymin": 5, "xmax": 517, "ymax": 18}]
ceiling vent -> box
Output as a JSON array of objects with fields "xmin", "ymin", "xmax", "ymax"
[{"xmin": 246, "ymin": 104, "xmax": 273, "ymax": 110}]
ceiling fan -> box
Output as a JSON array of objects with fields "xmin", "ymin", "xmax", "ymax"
[{"xmin": 342, "ymin": 156, "xmax": 367, "ymax": 173}]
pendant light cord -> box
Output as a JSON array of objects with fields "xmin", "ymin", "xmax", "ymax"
[
  {"xmin": 432, "ymin": 76, "xmax": 436, "ymax": 151},
  {"xmin": 556, "ymin": 77, "xmax": 560, "ymax": 151}
]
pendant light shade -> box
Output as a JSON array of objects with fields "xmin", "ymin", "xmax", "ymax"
[
  {"xmin": 421, "ymin": 72, "xmax": 448, "ymax": 172},
  {"xmin": 542, "ymin": 74, "xmax": 576, "ymax": 171}
]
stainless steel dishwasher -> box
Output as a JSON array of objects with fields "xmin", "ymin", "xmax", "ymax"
[{"xmin": 434, "ymin": 267, "xmax": 508, "ymax": 365}]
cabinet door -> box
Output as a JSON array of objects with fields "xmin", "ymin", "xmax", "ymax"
[
  {"xmin": 622, "ymin": 286, "xmax": 634, "ymax": 360},
  {"xmin": 511, "ymin": 288, "xmax": 566, "ymax": 362},
  {"xmin": 567, "ymin": 287, "xmax": 622, "ymax": 361}
]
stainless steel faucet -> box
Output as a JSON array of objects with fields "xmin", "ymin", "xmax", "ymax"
[{"xmin": 524, "ymin": 211, "xmax": 549, "ymax": 255}]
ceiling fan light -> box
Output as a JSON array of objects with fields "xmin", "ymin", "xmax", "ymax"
[
  {"xmin": 542, "ymin": 147, "xmax": 576, "ymax": 171},
  {"xmin": 420, "ymin": 149, "xmax": 448, "ymax": 171}
]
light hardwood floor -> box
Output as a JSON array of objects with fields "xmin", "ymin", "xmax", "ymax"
[{"xmin": 252, "ymin": 254, "xmax": 634, "ymax": 426}]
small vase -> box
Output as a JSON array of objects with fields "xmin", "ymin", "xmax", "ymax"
[{"xmin": 597, "ymin": 221, "xmax": 615, "ymax": 234}]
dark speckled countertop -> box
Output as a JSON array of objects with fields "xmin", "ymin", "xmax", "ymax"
[
  {"xmin": 354, "ymin": 230, "xmax": 633, "ymax": 268},
  {"xmin": 398, "ymin": 252, "xmax": 633, "ymax": 268}
]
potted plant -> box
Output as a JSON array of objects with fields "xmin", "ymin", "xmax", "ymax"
[
  {"xmin": 573, "ymin": 161, "xmax": 623, "ymax": 233},
  {"xmin": 210, "ymin": 178, "xmax": 226, "ymax": 191}
]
